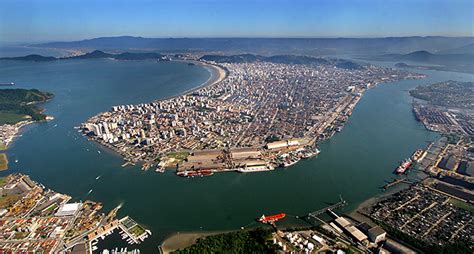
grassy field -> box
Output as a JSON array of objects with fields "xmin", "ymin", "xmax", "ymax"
[
  {"xmin": 450, "ymin": 198, "xmax": 474, "ymax": 213},
  {"xmin": 44, "ymin": 203, "xmax": 59, "ymax": 214},
  {"xmin": 0, "ymin": 153, "xmax": 8, "ymax": 171},
  {"xmin": 0, "ymin": 143, "xmax": 7, "ymax": 151},
  {"xmin": 0, "ymin": 193, "xmax": 20, "ymax": 208},
  {"xmin": 0, "ymin": 112, "xmax": 29, "ymax": 124},
  {"xmin": 0, "ymin": 177, "xmax": 7, "ymax": 187},
  {"xmin": 167, "ymin": 151, "xmax": 190, "ymax": 163},
  {"xmin": 129, "ymin": 224, "xmax": 146, "ymax": 237}
]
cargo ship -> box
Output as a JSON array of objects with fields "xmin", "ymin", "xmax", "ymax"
[
  {"xmin": 258, "ymin": 213, "xmax": 286, "ymax": 224},
  {"xmin": 395, "ymin": 158, "xmax": 412, "ymax": 174},
  {"xmin": 237, "ymin": 165, "xmax": 274, "ymax": 173},
  {"xmin": 283, "ymin": 157, "xmax": 300, "ymax": 167},
  {"xmin": 411, "ymin": 149, "xmax": 427, "ymax": 163},
  {"xmin": 177, "ymin": 169, "xmax": 213, "ymax": 178},
  {"xmin": 301, "ymin": 147, "xmax": 320, "ymax": 159}
]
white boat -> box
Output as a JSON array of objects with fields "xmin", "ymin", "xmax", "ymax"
[
  {"xmin": 237, "ymin": 165, "xmax": 274, "ymax": 173},
  {"xmin": 96, "ymin": 175, "xmax": 101, "ymax": 180}
]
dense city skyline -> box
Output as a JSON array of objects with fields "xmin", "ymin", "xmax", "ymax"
[{"xmin": 1, "ymin": 0, "xmax": 473, "ymax": 43}]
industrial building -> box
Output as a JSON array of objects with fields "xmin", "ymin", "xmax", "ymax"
[{"xmin": 55, "ymin": 203, "xmax": 82, "ymax": 217}]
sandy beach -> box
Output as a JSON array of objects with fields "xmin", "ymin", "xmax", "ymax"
[
  {"xmin": 167, "ymin": 60, "xmax": 227, "ymax": 100},
  {"xmin": 160, "ymin": 230, "xmax": 234, "ymax": 253}
]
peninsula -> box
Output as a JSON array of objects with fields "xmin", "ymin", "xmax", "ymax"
[
  {"xmin": 0, "ymin": 88, "xmax": 54, "ymax": 170},
  {"xmin": 81, "ymin": 54, "xmax": 425, "ymax": 176}
]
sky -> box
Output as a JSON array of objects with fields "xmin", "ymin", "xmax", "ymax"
[{"xmin": 0, "ymin": 0, "xmax": 473, "ymax": 43}]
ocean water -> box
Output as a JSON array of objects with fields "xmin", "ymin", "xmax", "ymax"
[{"xmin": 0, "ymin": 58, "xmax": 472, "ymax": 252}]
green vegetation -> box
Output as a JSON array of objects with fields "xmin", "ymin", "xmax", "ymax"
[
  {"xmin": 0, "ymin": 89, "xmax": 54, "ymax": 124},
  {"xmin": 265, "ymin": 135, "xmax": 280, "ymax": 143},
  {"xmin": 0, "ymin": 153, "xmax": 8, "ymax": 171},
  {"xmin": 173, "ymin": 229, "xmax": 278, "ymax": 254},
  {"xmin": 449, "ymin": 198, "xmax": 474, "ymax": 213},
  {"xmin": 0, "ymin": 112, "xmax": 30, "ymax": 124},
  {"xmin": 44, "ymin": 203, "xmax": 59, "ymax": 213},
  {"xmin": 167, "ymin": 151, "xmax": 190, "ymax": 163},
  {"xmin": 0, "ymin": 177, "xmax": 7, "ymax": 187},
  {"xmin": 443, "ymin": 133, "xmax": 461, "ymax": 144},
  {"xmin": 0, "ymin": 193, "xmax": 20, "ymax": 209},
  {"xmin": 129, "ymin": 224, "xmax": 146, "ymax": 237}
]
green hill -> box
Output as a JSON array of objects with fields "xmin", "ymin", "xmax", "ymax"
[{"xmin": 0, "ymin": 89, "xmax": 54, "ymax": 124}]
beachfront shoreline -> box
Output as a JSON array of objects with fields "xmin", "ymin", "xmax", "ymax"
[
  {"xmin": 165, "ymin": 60, "xmax": 228, "ymax": 100},
  {"xmin": 160, "ymin": 230, "xmax": 235, "ymax": 253},
  {"xmin": 81, "ymin": 60, "xmax": 228, "ymax": 168}
]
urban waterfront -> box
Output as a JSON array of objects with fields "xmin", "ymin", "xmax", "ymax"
[{"xmin": 0, "ymin": 59, "xmax": 472, "ymax": 252}]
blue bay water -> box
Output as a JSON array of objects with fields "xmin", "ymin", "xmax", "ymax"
[{"xmin": 0, "ymin": 58, "xmax": 472, "ymax": 252}]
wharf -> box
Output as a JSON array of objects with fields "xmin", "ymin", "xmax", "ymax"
[
  {"xmin": 383, "ymin": 178, "xmax": 413, "ymax": 190},
  {"xmin": 306, "ymin": 196, "xmax": 348, "ymax": 220}
]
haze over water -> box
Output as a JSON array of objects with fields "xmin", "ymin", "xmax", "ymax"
[{"xmin": 0, "ymin": 58, "xmax": 472, "ymax": 252}]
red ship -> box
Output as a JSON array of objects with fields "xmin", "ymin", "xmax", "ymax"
[
  {"xmin": 395, "ymin": 159, "xmax": 412, "ymax": 174},
  {"xmin": 258, "ymin": 213, "xmax": 286, "ymax": 223}
]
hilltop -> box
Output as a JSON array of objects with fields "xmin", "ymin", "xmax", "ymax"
[
  {"xmin": 0, "ymin": 50, "xmax": 166, "ymax": 61},
  {"xmin": 366, "ymin": 50, "xmax": 474, "ymax": 74},
  {"xmin": 0, "ymin": 89, "xmax": 54, "ymax": 124}
]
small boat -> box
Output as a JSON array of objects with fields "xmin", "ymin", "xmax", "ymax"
[
  {"xmin": 87, "ymin": 189, "xmax": 93, "ymax": 194},
  {"xmin": 97, "ymin": 150, "xmax": 101, "ymax": 154},
  {"xmin": 96, "ymin": 175, "xmax": 101, "ymax": 180},
  {"xmin": 14, "ymin": 159, "xmax": 19, "ymax": 163}
]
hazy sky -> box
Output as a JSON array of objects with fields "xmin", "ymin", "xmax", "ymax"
[{"xmin": 1, "ymin": 0, "xmax": 473, "ymax": 43}]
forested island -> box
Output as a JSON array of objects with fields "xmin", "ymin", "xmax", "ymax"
[{"xmin": 0, "ymin": 89, "xmax": 54, "ymax": 124}]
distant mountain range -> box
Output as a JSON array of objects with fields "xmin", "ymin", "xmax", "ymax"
[
  {"xmin": 374, "ymin": 50, "xmax": 473, "ymax": 63},
  {"xmin": 0, "ymin": 50, "xmax": 165, "ymax": 61},
  {"xmin": 0, "ymin": 50, "xmax": 364, "ymax": 70},
  {"xmin": 369, "ymin": 50, "xmax": 474, "ymax": 74},
  {"xmin": 31, "ymin": 36, "xmax": 474, "ymax": 55}
]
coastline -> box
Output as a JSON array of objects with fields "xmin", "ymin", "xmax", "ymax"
[
  {"xmin": 160, "ymin": 230, "xmax": 235, "ymax": 253},
  {"xmin": 165, "ymin": 60, "xmax": 227, "ymax": 100},
  {"xmin": 83, "ymin": 61, "xmax": 425, "ymax": 171},
  {"xmin": 82, "ymin": 60, "xmax": 228, "ymax": 167}
]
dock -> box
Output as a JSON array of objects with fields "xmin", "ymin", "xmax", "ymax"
[
  {"xmin": 383, "ymin": 178, "xmax": 413, "ymax": 190},
  {"xmin": 306, "ymin": 195, "xmax": 347, "ymax": 220}
]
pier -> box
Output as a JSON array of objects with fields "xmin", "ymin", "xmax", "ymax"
[
  {"xmin": 383, "ymin": 178, "xmax": 413, "ymax": 190},
  {"xmin": 306, "ymin": 195, "xmax": 347, "ymax": 220}
]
